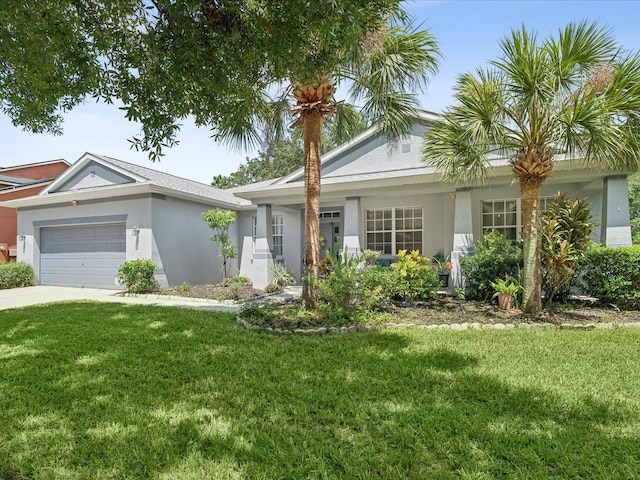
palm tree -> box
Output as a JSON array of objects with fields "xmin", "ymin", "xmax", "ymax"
[
  {"xmin": 223, "ymin": 16, "xmax": 439, "ymax": 308},
  {"xmin": 424, "ymin": 21, "xmax": 640, "ymax": 315}
]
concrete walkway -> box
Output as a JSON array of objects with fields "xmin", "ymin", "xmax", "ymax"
[{"xmin": 0, "ymin": 286, "xmax": 242, "ymax": 312}]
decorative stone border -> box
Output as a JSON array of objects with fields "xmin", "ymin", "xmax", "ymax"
[{"xmin": 237, "ymin": 316, "xmax": 640, "ymax": 335}]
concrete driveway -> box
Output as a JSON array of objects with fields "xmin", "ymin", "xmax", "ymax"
[{"xmin": 0, "ymin": 286, "xmax": 240, "ymax": 312}]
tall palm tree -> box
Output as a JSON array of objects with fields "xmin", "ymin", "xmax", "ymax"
[
  {"xmin": 424, "ymin": 21, "xmax": 640, "ymax": 315},
  {"xmin": 222, "ymin": 16, "xmax": 439, "ymax": 308}
]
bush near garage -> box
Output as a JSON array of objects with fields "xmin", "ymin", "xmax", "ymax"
[
  {"xmin": 0, "ymin": 261, "xmax": 34, "ymax": 289},
  {"xmin": 116, "ymin": 259, "xmax": 158, "ymax": 294}
]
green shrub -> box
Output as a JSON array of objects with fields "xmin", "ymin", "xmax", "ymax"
[
  {"xmin": 116, "ymin": 259, "xmax": 158, "ymax": 294},
  {"xmin": 357, "ymin": 265, "xmax": 402, "ymax": 309},
  {"xmin": 460, "ymin": 231, "xmax": 523, "ymax": 301},
  {"xmin": 0, "ymin": 261, "xmax": 34, "ymax": 289},
  {"xmin": 580, "ymin": 245, "xmax": 640, "ymax": 307},
  {"xmin": 391, "ymin": 249, "xmax": 440, "ymax": 301}
]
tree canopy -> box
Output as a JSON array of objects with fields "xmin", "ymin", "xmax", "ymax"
[{"xmin": 1, "ymin": 0, "xmax": 405, "ymax": 148}]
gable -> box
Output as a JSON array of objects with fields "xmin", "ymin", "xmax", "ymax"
[
  {"xmin": 286, "ymin": 122, "xmax": 429, "ymax": 184},
  {"xmin": 51, "ymin": 161, "xmax": 136, "ymax": 192}
]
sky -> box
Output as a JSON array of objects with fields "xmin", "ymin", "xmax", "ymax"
[{"xmin": 2, "ymin": 0, "xmax": 640, "ymax": 183}]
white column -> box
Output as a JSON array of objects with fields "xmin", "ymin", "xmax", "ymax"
[
  {"xmin": 342, "ymin": 197, "xmax": 362, "ymax": 257},
  {"xmin": 248, "ymin": 204, "xmax": 274, "ymax": 289},
  {"xmin": 450, "ymin": 189, "xmax": 474, "ymax": 289},
  {"xmin": 601, "ymin": 175, "xmax": 632, "ymax": 247}
]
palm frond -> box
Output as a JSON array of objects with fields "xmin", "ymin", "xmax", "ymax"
[
  {"xmin": 348, "ymin": 22, "xmax": 440, "ymax": 139},
  {"xmin": 330, "ymin": 103, "xmax": 368, "ymax": 146},
  {"xmin": 424, "ymin": 114, "xmax": 491, "ymax": 185}
]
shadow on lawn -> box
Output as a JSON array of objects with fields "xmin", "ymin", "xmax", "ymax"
[{"xmin": 0, "ymin": 303, "xmax": 638, "ymax": 478}]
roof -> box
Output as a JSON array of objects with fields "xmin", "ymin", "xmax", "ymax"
[
  {"xmin": 1, "ymin": 153, "xmax": 252, "ymax": 209},
  {"xmin": 90, "ymin": 154, "xmax": 250, "ymax": 207},
  {"xmin": 0, "ymin": 158, "xmax": 70, "ymax": 173},
  {"xmin": 0, "ymin": 174, "xmax": 37, "ymax": 186}
]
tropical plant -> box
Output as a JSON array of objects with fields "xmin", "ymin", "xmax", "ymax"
[
  {"xmin": 431, "ymin": 252, "xmax": 452, "ymax": 274},
  {"xmin": 391, "ymin": 249, "xmax": 440, "ymax": 301},
  {"xmin": 491, "ymin": 275, "xmax": 523, "ymax": 297},
  {"xmin": 424, "ymin": 21, "xmax": 640, "ymax": 314},
  {"xmin": 267, "ymin": 262, "xmax": 296, "ymax": 293},
  {"xmin": 202, "ymin": 208, "xmax": 238, "ymax": 282},
  {"xmin": 540, "ymin": 194, "xmax": 595, "ymax": 304}
]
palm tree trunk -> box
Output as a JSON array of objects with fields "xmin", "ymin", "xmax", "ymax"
[
  {"xmin": 520, "ymin": 180, "xmax": 543, "ymax": 314},
  {"xmin": 302, "ymin": 110, "xmax": 323, "ymax": 309}
]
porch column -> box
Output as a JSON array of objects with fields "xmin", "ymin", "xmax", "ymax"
[
  {"xmin": 601, "ymin": 175, "xmax": 632, "ymax": 247},
  {"xmin": 343, "ymin": 197, "xmax": 362, "ymax": 257},
  {"xmin": 252, "ymin": 204, "xmax": 274, "ymax": 289},
  {"xmin": 450, "ymin": 189, "xmax": 474, "ymax": 289}
]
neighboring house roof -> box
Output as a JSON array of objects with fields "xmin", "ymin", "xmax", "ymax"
[
  {"xmin": 1, "ymin": 153, "xmax": 252, "ymax": 209},
  {"xmin": 0, "ymin": 158, "xmax": 70, "ymax": 173},
  {"xmin": 0, "ymin": 174, "xmax": 37, "ymax": 187}
]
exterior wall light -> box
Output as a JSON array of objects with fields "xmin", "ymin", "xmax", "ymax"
[
  {"xmin": 18, "ymin": 233, "xmax": 25, "ymax": 242},
  {"xmin": 71, "ymin": 200, "xmax": 79, "ymax": 207},
  {"xmin": 131, "ymin": 226, "xmax": 140, "ymax": 237}
]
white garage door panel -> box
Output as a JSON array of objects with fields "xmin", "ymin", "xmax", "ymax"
[{"xmin": 40, "ymin": 224, "xmax": 126, "ymax": 289}]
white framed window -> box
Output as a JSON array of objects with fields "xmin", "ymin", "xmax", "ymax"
[
  {"xmin": 482, "ymin": 199, "xmax": 518, "ymax": 240},
  {"xmin": 272, "ymin": 215, "xmax": 283, "ymax": 257},
  {"xmin": 365, "ymin": 207, "xmax": 423, "ymax": 255},
  {"xmin": 252, "ymin": 215, "xmax": 284, "ymax": 257},
  {"xmin": 482, "ymin": 196, "xmax": 556, "ymax": 241}
]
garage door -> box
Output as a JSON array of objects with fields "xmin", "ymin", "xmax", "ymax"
[{"xmin": 40, "ymin": 223, "xmax": 126, "ymax": 289}]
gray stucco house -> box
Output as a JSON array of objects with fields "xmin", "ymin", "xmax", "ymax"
[
  {"xmin": 3, "ymin": 112, "xmax": 634, "ymax": 290},
  {"xmin": 4, "ymin": 153, "xmax": 251, "ymax": 289}
]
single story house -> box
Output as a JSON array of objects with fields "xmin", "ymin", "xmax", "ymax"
[
  {"xmin": 2, "ymin": 112, "xmax": 633, "ymax": 290},
  {"xmin": 0, "ymin": 159, "xmax": 70, "ymax": 263}
]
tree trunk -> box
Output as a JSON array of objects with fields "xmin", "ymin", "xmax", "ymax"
[
  {"xmin": 520, "ymin": 179, "xmax": 543, "ymax": 314},
  {"xmin": 302, "ymin": 110, "xmax": 323, "ymax": 309}
]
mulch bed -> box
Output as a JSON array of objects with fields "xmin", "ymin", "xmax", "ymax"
[
  {"xmin": 158, "ymin": 284, "xmax": 640, "ymax": 325},
  {"xmin": 158, "ymin": 284, "xmax": 264, "ymax": 302}
]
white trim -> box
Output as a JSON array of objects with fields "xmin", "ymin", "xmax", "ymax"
[{"xmin": 40, "ymin": 152, "xmax": 148, "ymax": 195}]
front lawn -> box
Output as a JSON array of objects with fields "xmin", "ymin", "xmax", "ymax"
[{"xmin": 1, "ymin": 303, "xmax": 639, "ymax": 479}]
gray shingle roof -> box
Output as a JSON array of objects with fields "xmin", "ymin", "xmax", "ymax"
[
  {"xmin": 0, "ymin": 174, "xmax": 45, "ymax": 186},
  {"xmin": 92, "ymin": 154, "xmax": 251, "ymax": 207}
]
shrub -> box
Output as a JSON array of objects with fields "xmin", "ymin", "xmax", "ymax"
[
  {"xmin": 357, "ymin": 265, "xmax": 402, "ymax": 310},
  {"xmin": 580, "ymin": 245, "xmax": 640, "ymax": 307},
  {"xmin": 460, "ymin": 231, "xmax": 523, "ymax": 301},
  {"xmin": 391, "ymin": 249, "xmax": 440, "ymax": 301},
  {"xmin": 541, "ymin": 194, "xmax": 594, "ymax": 304},
  {"xmin": 116, "ymin": 259, "xmax": 158, "ymax": 294},
  {"xmin": 267, "ymin": 262, "xmax": 296, "ymax": 293},
  {"xmin": 0, "ymin": 261, "xmax": 34, "ymax": 289}
]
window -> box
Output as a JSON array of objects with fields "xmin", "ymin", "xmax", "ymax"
[
  {"xmin": 365, "ymin": 207, "xmax": 423, "ymax": 254},
  {"xmin": 482, "ymin": 199, "xmax": 518, "ymax": 240},
  {"xmin": 482, "ymin": 196, "xmax": 556, "ymax": 241},
  {"xmin": 252, "ymin": 215, "xmax": 284, "ymax": 257},
  {"xmin": 272, "ymin": 215, "xmax": 283, "ymax": 257}
]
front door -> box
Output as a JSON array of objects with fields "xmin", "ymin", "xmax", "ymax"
[{"xmin": 319, "ymin": 221, "xmax": 340, "ymax": 261}]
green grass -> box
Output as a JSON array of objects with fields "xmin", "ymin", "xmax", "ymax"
[{"xmin": 1, "ymin": 302, "xmax": 640, "ymax": 479}]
